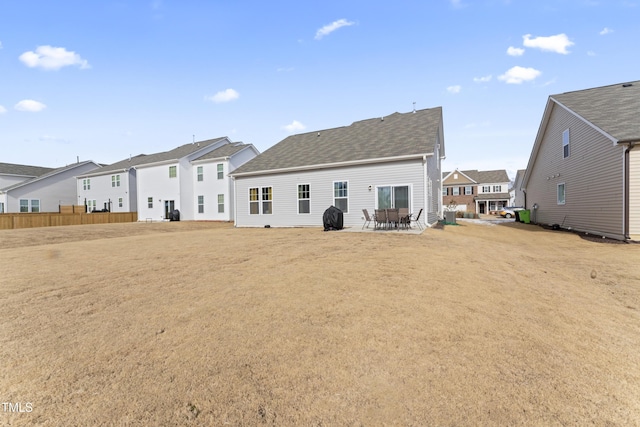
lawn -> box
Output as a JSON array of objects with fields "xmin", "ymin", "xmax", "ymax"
[{"xmin": 1, "ymin": 220, "xmax": 639, "ymax": 425}]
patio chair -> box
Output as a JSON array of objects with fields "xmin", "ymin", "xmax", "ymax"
[
  {"xmin": 362, "ymin": 209, "xmax": 375, "ymax": 229},
  {"xmin": 398, "ymin": 208, "xmax": 409, "ymax": 229},
  {"xmin": 374, "ymin": 209, "xmax": 387, "ymax": 230},
  {"xmin": 386, "ymin": 208, "xmax": 400, "ymax": 231},
  {"xmin": 411, "ymin": 208, "xmax": 424, "ymax": 230}
]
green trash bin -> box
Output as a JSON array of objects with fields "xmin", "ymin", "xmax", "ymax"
[{"xmin": 519, "ymin": 209, "xmax": 531, "ymax": 224}]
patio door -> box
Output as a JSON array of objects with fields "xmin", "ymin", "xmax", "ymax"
[
  {"xmin": 164, "ymin": 200, "xmax": 175, "ymax": 218},
  {"xmin": 376, "ymin": 185, "xmax": 410, "ymax": 209}
]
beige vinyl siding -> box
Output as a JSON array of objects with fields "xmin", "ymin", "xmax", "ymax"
[
  {"xmin": 629, "ymin": 148, "xmax": 640, "ymax": 239},
  {"xmin": 525, "ymin": 104, "xmax": 625, "ymax": 239}
]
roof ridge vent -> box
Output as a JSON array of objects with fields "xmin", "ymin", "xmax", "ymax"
[{"xmin": 622, "ymin": 83, "xmax": 633, "ymax": 87}]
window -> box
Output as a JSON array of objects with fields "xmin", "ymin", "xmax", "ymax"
[
  {"xmin": 249, "ymin": 186, "xmax": 273, "ymax": 215},
  {"xmin": 377, "ymin": 185, "xmax": 410, "ymax": 209},
  {"xmin": 83, "ymin": 178, "xmax": 91, "ymax": 190},
  {"xmin": 198, "ymin": 195, "xmax": 204, "ymax": 214},
  {"xmin": 493, "ymin": 185, "xmax": 502, "ymax": 193},
  {"xmin": 334, "ymin": 181, "xmax": 348, "ymax": 213},
  {"xmin": 249, "ymin": 188, "xmax": 259, "ymax": 214},
  {"xmin": 442, "ymin": 187, "xmax": 448, "ymax": 196},
  {"xmin": 217, "ymin": 164, "xmax": 224, "ymax": 180},
  {"xmin": 563, "ymin": 129, "xmax": 570, "ymax": 158},
  {"xmin": 218, "ymin": 194, "xmax": 224, "ymax": 213},
  {"xmin": 19, "ymin": 199, "xmax": 29, "ymax": 212},
  {"xmin": 262, "ymin": 187, "xmax": 273, "ymax": 214},
  {"xmin": 465, "ymin": 186, "xmax": 473, "ymax": 195},
  {"xmin": 298, "ymin": 184, "xmax": 310, "ymax": 214},
  {"xmin": 30, "ymin": 200, "xmax": 40, "ymax": 213},
  {"xmin": 118, "ymin": 198, "xmax": 123, "ymax": 208},
  {"xmin": 111, "ymin": 175, "xmax": 120, "ymax": 187},
  {"xmin": 169, "ymin": 166, "xmax": 177, "ymax": 178},
  {"xmin": 558, "ymin": 183, "xmax": 566, "ymax": 205},
  {"xmin": 197, "ymin": 166, "xmax": 203, "ymax": 182},
  {"xmin": 147, "ymin": 197, "xmax": 153, "ymax": 209},
  {"xmin": 87, "ymin": 200, "xmax": 97, "ymax": 212},
  {"xmin": 482, "ymin": 186, "xmax": 490, "ymax": 193},
  {"xmin": 452, "ymin": 187, "xmax": 460, "ymax": 196}
]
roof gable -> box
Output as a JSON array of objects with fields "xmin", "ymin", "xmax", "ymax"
[
  {"xmin": 2, "ymin": 161, "xmax": 100, "ymax": 192},
  {"xmin": 232, "ymin": 107, "xmax": 443, "ymax": 175}
]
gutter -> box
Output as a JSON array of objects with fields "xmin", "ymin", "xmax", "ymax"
[{"xmin": 230, "ymin": 153, "xmax": 433, "ymax": 178}]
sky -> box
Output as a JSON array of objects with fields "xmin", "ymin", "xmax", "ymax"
[{"xmin": 1, "ymin": 0, "xmax": 638, "ymax": 179}]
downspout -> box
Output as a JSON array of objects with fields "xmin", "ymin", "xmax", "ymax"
[
  {"xmin": 423, "ymin": 155, "xmax": 428, "ymax": 227},
  {"xmin": 624, "ymin": 143, "xmax": 635, "ymax": 240},
  {"xmin": 232, "ymin": 176, "xmax": 238, "ymax": 227}
]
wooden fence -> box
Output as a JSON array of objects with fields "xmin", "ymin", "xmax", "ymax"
[{"xmin": 0, "ymin": 212, "xmax": 138, "ymax": 230}]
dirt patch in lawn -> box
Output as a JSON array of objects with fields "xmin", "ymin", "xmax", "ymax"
[{"xmin": 1, "ymin": 220, "xmax": 639, "ymax": 425}]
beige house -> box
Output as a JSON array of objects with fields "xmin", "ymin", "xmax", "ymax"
[
  {"xmin": 521, "ymin": 80, "xmax": 640, "ymax": 240},
  {"xmin": 442, "ymin": 169, "xmax": 511, "ymax": 214}
]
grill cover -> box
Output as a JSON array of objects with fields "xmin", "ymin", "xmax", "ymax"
[{"xmin": 323, "ymin": 206, "xmax": 343, "ymax": 231}]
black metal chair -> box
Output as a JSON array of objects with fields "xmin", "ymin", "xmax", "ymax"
[{"xmin": 411, "ymin": 208, "xmax": 424, "ymax": 230}]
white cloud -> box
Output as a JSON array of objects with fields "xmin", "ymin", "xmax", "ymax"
[
  {"xmin": 473, "ymin": 75, "xmax": 492, "ymax": 83},
  {"xmin": 206, "ymin": 88, "xmax": 239, "ymax": 103},
  {"xmin": 282, "ymin": 120, "xmax": 306, "ymax": 133},
  {"xmin": 19, "ymin": 45, "xmax": 90, "ymax": 70},
  {"xmin": 599, "ymin": 27, "xmax": 613, "ymax": 35},
  {"xmin": 315, "ymin": 19, "xmax": 355, "ymax": 40},
  {"xmin": 498, "ymin": 66, "xmax": 541, "ymax": 84},
  {"xmin": 507, "ymin": 46, "xmax": 525, "ymax": 56},
  {"xmin": 447, "ymin": 85, "xmax": 462, "ymax": 94},
  {"xmin": 587, "ymin": 50, "xmax": 597, "ymax": 56},
  {"xmin": 0, "ymin": 105, "xmax": 7, "ymax": 114},
  {"xmin": 14, "ymin": 99, "xmax": 47, "ymax": 112},
  {"xmin": 522, "ymin": 33, "xmax": 574, "ymax": 54}
]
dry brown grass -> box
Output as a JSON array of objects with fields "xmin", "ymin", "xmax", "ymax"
[{"xmin": 1, "ymin": 220, "xmax": 639, "ymax": 426}]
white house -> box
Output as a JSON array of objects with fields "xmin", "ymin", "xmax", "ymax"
[
  {"xmin": 134, "ymin": 138, "xmax": 259, "ymax": 221},
  {"xmin": 521, "ymin": 80, "xmax": 640, "ymax": 240},
  {"xmin": 1, "ymin": 161, "xmax": 100, "ymax": 213},
  {"xmin": 229, "ymin": 107, "xmax": 445, "ymax": 228},
  {"xmin": 0, "ymin": 162, "xmax": 55, "ymax": 213}
]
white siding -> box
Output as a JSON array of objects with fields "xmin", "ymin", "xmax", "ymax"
[
  {"xmin": 234, "ymin": 159, "xmax": 427, "ymax": 228},
  {"xmin": 137, "ymin": 162, "xmax": 182, "ymax": 221},
  {"xmin": 77, "ymin": 170, "xmax": 135, "ymax": 212},
  {"xmin": 193, "ymin": 160, "xmax": 233, "ymax": 221},
  {"xmin": 526, "ymin": 104, "xmax": 625, "ymax": 239},
  {"xmin": 629, "ymin": 148, "xmax": 640, "ymax": 239},
  {"xmin": 5, "ymin": 162, "xmax": 99, "ymax": 213}
]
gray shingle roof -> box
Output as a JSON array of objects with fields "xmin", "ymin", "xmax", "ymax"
[
  {"xmin": 194, "ymin": 142, "xmax": 251, "ymax": 161},
  {"xmin": 443, "ymin": 169, "xmax": 510, "ymax": 183},
  {"xmin": 1, "ymin": 161, "xmax": 99, "ymax": 192},
  {"xmin": 0, "ymin": 162, "xmax": 54, "ymax": 177},
  {"xmin": 86, "ymin": 137, "xmax": 228, "ymax": 175},
  {"xmin": 551, "ymin": 80, "xmax": 640, "ymax": 143},
  {"xmin": 232, "ymin": 107, "xmax": 443, "ymax": 175}
]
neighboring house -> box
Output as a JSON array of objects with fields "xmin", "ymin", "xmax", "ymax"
[
  {"xmin": 229, "ymin": 107, "xmax": 445, "ymax": 228},
  {"xmin": 442, "ymin": 169, "xmax": 511, "ymax": 214},
  {"xmin": 0, "ymin": 161, "xmax": 100, "ymax": 213},
  {"xmin": 510, "ymin": 169, "xmax": 526, "ymax": 207},
  {"xmin": 521, "ymin": 80, "xmax": 640, "ymax": 240},
  {"xmin": 132, "ymin": 138, "xmax": 259, "ymax": 221},
  {"xmin": 0, "ymin": 162, "xmax": 55, "ymax": 213}
]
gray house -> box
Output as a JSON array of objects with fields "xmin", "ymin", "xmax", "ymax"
[
  {"xmin": 0, "ymin": 162, "xmax": 55, "ymax": 213},
  {"xmin": 230, "ymin": 107, "xmax": 445, "ymax": 228},
  {"xmin": 521, "ymin": 80, "xmax": 640, "ymax": 240},
  {"xmin": 0, "ymin": 161, "xmax": 101, "ymax": 213}
]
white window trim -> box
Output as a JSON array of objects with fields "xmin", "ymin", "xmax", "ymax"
[
  {"xmin": 197, "ymin": 195, "xmax": 204, "ymax": 214},
  {"xmin": 465, "ymin": 186, "xmax": 473, "ymax": 195},
  {"xmin": 452, "ymin": 187, "xmax": 460, "ymax": 196},
  {"xmin": 557, "ymin": 182, "xmax": 566, "ymax": 205},
  {"xmin": 297, "ymin": 183, "xmax": 311, "ymax": 215},
  {"xmin": 197, "ymin": 166, "xmax": 204, "ymax": 182},
  {"xmin": 333, "ymin": 180, "xmax": 349, "ymax": 214},
  {"xmin": 218, "ymin": 194, "xmax": 224, "ymax": 213},
  {"xmin": 374, "ymin": 183, "xmax": 413, "ymax": 211},
  {"xmin": 169, "ymin": 165, "xmax": 177, "ymax": 178},
  {"xmin": 482, "ymin": 186, "xmax": 490, "ymax": 193},
  {"xmin": 249, "ymin": 186, "xmax": 273, "ymax": 215},
  {"xmin": 217, "ymin": 163, "xmax": 224, "ymax": 180},
  {"xmin": 563, "ymin": 129, "xmax": 570, "ymax": 159}
]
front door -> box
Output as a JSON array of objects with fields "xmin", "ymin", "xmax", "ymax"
[
  {"xmin": 164, "ymin": 200, "xmax": 175, "ymax": 219},
  {"xmin": 478, "ymin": 201, "xmax": 486, "ymax": 214}
]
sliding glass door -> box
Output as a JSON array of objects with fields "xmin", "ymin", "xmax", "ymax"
[{"xmin": 376, "ymin": 185, "xmax": 410, "ymax": 209}]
